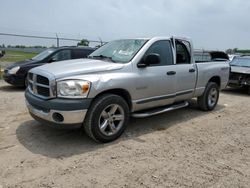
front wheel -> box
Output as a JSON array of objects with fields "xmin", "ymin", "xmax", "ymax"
[
  {"xmin": 197, "ymin": 82, "xmax": 219, "ymax": 111},
  {"xmin": 83, "ymin": 94, "xmax": 130, "ymax": 143}
]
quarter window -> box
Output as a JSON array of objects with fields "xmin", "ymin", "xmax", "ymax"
[{"xmin": 176, "ymin": 41, "xmax": 191, "ymax": 64}]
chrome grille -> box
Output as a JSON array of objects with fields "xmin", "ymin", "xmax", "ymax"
[
  {"xmin": 28, "ymin": 72, "xmax": 55, "ymax": 99},
  {"xmin": 37, "ymin": 75, "xmax": 49, "ymax": 85}
]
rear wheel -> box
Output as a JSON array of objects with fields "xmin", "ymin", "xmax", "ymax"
[
  {"xmin": 83, "ymin": 94, "xmax": 130, "ymax": 143},
  {"xmin": 248, "ymin": 86, "xmax": 250, "ymax": 95},
  {"xmin": 197, "ymin": 82, "xmax": 219, "ymax": 111}
]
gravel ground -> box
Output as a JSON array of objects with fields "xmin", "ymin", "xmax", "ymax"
[{"xmin": 0, "ymin": 80, "xmax": 249, "ymax": 188}]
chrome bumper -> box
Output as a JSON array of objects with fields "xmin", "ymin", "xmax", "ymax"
[{"xmin": 26, "ymin": 100, "xmax": 87, "ymax": 125}]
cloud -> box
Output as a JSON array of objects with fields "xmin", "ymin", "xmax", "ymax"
[{"xmin": 0, "ymin": 0, "xmax": 249, "ymax": 50}]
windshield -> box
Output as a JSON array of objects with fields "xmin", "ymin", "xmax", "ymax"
[
  {"xmin": 31, "ymin": 48, "xmax": 56, "ymax": 61},
  {"xmin": 88, "ymin": 39, "xmax": 148, "ymax": 63},
  {"xmin": 230, "ymin": 57, "xmax": 250, "ymax": 67}
]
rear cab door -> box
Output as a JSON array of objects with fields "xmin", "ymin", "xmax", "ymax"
[{"xmin": 171, "ymin": 37, "xmax": 197, "ymax": 101}]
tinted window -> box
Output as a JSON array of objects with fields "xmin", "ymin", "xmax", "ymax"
[
  {"xmin": 176, "ymin": 41, "xmax": 191, "ymax": 64},
  {"xmin": 52, "ymin": 50, "xmax": 71, "ymax": 61},
  {"xmin": 31, "ymin": 48, "xmax": 56, "ymax": 61},
  {"xmin": 72, "ymin": 49, "xmax": 94, "ymax": 59},
  {"xmin": 145, "ymin": 40, "xmax": 173, "ymax": 66}
]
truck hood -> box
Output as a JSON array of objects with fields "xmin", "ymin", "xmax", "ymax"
[
  {"xmin": 33, "ymin": 58, "xmax": 125, "ymax": 79},
  {"xmin": 231, "ymin": 66, "xmax": 250, "ymax": 74}
]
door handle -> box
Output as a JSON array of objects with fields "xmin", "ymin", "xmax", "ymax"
[
  {"xmin": 189, "ymin": 68, "xmax": 196, "ymax": 73},
  {"xmin": 167, "ymin": 71, "xmax": 176, "ymax": 75}
]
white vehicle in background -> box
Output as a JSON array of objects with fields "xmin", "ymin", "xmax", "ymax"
[
  {"xmin": 228, "ymin": 54, "xmax": 241, "ymax": 61},
  {"xmin": 228, "ymin": 56, "xmax": 250, "ymax": 94}
]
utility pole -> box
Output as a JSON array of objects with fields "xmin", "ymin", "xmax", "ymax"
[
  {"xmin": 56, "ymin": 33, "xmax": 59, "ymax": 47},
  {"xmin": 98, "ymin": 37, "xmax": 103, "ymax": 46}
]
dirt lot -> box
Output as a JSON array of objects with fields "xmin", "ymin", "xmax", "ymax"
[{"xmin": 0, "ymin": 80, "xmax": 249, "ymax": 188}]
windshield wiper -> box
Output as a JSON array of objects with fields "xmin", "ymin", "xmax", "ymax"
[{"xmin": 90, "ymin": 55, "xmax": 116, "ymax": 63}]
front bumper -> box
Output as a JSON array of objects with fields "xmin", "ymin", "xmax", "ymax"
[
  {"xmin": 25, "ymin": 90, "xmax": 92, "ymax": 127},
  {"xmin": 228, "ymin": 72, "xmax": 250, "ymax": 88},
  {"xmin": 228, "ymin": 79, "xmax": 250, "ymax": 88}
]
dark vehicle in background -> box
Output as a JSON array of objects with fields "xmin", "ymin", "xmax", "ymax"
[
  {"xmin": 228, "ymin": 56, "xmax": 250, "ymax": 94},
  {"xmin": 3, "ymin": 47, "xmax": 95, "ymax": 87},
  {"xmin": 0, "ymin": 50, "xmax": 5, "ymax": 58},
  {"xmin": 194, "ymin": 50, "xmax": 229, "ymax": 63}
]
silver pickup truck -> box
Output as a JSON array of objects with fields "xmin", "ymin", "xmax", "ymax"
[{"xmin": 25, "ymin": 37, "xmax": 230, "ymax": 142}]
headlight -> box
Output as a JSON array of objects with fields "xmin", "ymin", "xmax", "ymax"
[
  {"xmin": 8, "ymin": 66, "xmax": 20, "ymax": 74},
  {"xmin": 57, "ymin": 80, "xmax": 91, "ymax": 98}
]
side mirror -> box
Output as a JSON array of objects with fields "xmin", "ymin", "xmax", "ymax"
[{"xmin": 137, "ymin": 53, "xmax": 160, "ymax": 68}]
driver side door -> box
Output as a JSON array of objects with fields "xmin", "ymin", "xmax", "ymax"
[{"xmin": 134, "ymin": 40, "xmax": 176, "ymax": 111}]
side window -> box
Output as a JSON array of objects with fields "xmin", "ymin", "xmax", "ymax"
[
  {"xmin": 144, "ymin": 40, "xmax": 173, "ymax": 66},
  {"xmin": 52, "ymin": 50, "xmax": 71, "ymax": 61},
  {"xmin": 176, "ymin": 41, "xmax": 191, "ymax": 64}
]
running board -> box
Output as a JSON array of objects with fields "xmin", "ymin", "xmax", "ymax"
[{"xmin": 131, "ymin": 101, "xmax": 189, "ymax": 118}]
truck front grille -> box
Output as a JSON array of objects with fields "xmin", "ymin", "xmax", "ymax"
[
  {"xmin": 37, "ymin": 75, "xmax": 49, "ymax": 85},
  {"xmin": 37, "ymin": 86, "xmax": 50, "ymax": 97},
  {"xmin": 28, "ymin": 72, "xmax": 55, "ymax": 99}
]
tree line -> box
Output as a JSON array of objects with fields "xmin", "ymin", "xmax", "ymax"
[
  {"xmin": 226, "ymin": 48, "xmax": 250, "ymax": 54},
  {"xmin": 0, "ymin": 38, "xmax": 92, "ymax": 49}
]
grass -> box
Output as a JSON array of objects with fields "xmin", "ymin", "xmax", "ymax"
[{"xmin": 0, "ymin": 50, "xmax": 38, "ymax": 62}]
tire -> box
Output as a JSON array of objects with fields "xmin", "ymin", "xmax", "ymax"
[
  {"xmin": 248, "ymin": 87, "xmax": 250, "ymax": 95},
  {"xmin": 83, "ymin": 94, "xmax": 130, "ymax": 143},
  {"xmin": 197, "ymin": 82, "xmax": 219, "ymax": 111}
]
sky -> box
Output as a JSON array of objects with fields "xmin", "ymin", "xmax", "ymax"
[{"xmin": 0, "ymin": 0, "xmax": 250, "ymax": 50}]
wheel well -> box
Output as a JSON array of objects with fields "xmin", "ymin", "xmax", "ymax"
[
  {"xmin": 208, "ymin": 76, "xmax": 221, "ymax": 87},
  {"xmin": 94, "ymin": 89, "xmax": 132, "ymax": 110}
]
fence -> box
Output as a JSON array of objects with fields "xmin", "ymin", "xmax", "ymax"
[{"xmin": 0, "ymin": 32, "xmax": 106, "ymax": 49}]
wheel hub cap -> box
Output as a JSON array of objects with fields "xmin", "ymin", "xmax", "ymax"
[
  {"xmin": 208, "ymin": 88, "xmax": 218, "ymax": 107},
  {"xmin": 99, "ymin": 104, "xmax": 125, "ymax": 136}
]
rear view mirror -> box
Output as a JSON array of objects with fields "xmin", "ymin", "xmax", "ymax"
[{"xmin": 138, "ymin": 53, "xmax": 160, "ymax": 68}]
